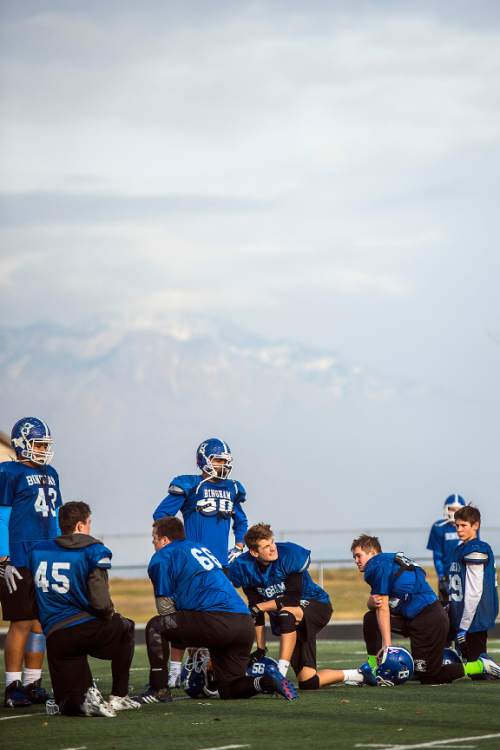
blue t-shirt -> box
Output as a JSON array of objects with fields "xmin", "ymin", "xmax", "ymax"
[
  {"xmin": 448, "ymin": 539, "xmax": 499, "ymax": 633},
  {"xmin": 29, "ymin": 538, "xmax": 112, "ymax": 636},
  {"xmin": 229, "ymin": 542, "xmax": 330, "ymax": 606},
  {"xmin": 364, "ymin": 552, "xmax": 437, "ymax": 619},
  {"xmin": 427, "ymin": 519, "xmax": 460, "ymax": 578},
  {"xmin": 0, "ymin": 461, "xmax": 63, "ymax": 567},
  {"xmin": 148, "ymin": 539, "xmax": 249, "ymax": 615}
]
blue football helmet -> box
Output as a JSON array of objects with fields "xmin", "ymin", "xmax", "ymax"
[
  {"xmin": 376, "ymin": 647, "xmax": 414, "ymax": 686},
  {"xmin": 196, "ymin": 438, "xmax": 233, "ymax": 479},
  {"xmin": 442, "ymin": 647, "xmax": 463, "ymax": 666},
  {"xmin": 246, "ymin": 655, "xmax": 279, "ymax": 678},
  {"xmin": 443, "ymin": 494, "xmax": 466, "ymax": 522},
  {"xmin": 11, "ymin": 417, "xmax": 54, "ymax": 466},
  {"xmin": 181, "ymin": 648, "xmax": 219, "ymax": 699}
]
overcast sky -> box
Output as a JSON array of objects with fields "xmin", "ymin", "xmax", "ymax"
[{"xmin": 1, "ymin": 2, "xmax": 500, "ymax": 428}]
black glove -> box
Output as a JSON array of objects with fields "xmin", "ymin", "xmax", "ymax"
[
  {"xmin": 438, "ymin": 576, "xmax": 449, "ymax": 600},
  {"xmin": 249, "ymin": 646, "xmax": 268, "ymax": 664}
]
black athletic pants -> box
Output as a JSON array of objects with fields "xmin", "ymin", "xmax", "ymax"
[
  {"xmin": 363, "ymin": 602, "xmax": 464, "ymax": 684},
  {"xmin": 290, "ymin": 601, "xmax": 333, "ymax": 675},
  {"xmin": 146, "ymin": 611, "xmax": 264, "ymax": 699},
  {"xmin": 46, "ymin": 614, "xmax": 135, "ymax": 715}
]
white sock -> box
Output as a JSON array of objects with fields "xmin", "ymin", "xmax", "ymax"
[
  {"xmin": 278, "ymin": 659, "xmax": 290, "ymax": 677},
  {"xmin": 342, "ymin": 669, "xmax": 364, "ymax": 684},
  {"xmin": 23, "ymin": 668, "xmax": 42, "ymax": 686},
  {"xmin": 169, "ymin": 660, "xmax": 182, "ymax": 677},
  {"xmin": 6, "ymin": 671, "xmax": 22, "ymax": 687}
]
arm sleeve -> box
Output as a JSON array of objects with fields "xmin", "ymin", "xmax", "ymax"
[
  {"xmin": 87, "ymin": 568, "xmax": 114, "ymax": 618},
  {"xmin": 243, "ymin": 586, "xmax": 265, "ymax": 626},
  {"xmin": 155, "ymin": 596, "xmax": 176, "ymax": 615},
  {"xmin": 0, "ymin": 506, "xmax": 12, "ymax": 557},
  {"xmin": 153, "ymin": 488, "xmax": 185, "ymax": 521},
  {"xmin": 232, "ymin": 503, "xmax": 248, "ymax": 546},
  {"xmin": 279, "ymin": 572, "xmax": 304, "ymax": 607},
  {"xmin": 433, "ymin": 550, "xmax": 446, "ymax": 578},
  {"xmin": 459, "ymin": 552, "xmax": 488, "ymax": 630}
]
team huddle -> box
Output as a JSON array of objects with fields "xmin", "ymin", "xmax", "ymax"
[{"xmin": 0, "ymin": 418, "xmax": 499, "ymax": 717}]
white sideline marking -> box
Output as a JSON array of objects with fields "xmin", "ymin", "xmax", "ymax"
[
  {"xmin": 355, "ymin": 731, "xmax": 500, "ymax": 749},
  {"xmin": 197, "ymin": 745, "xmax": 251, "ymax": 750},
  {"xmin": 59, "ymin": 746, "xmax": 87, "ymax": 750},
  {"xmin": 0, "ymin": 713, "xmax": 39, "ymax": 721}
]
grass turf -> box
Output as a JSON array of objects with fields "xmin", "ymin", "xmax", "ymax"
[{"xmin": 2, "ymin": 640, "xmax": 500, "ymax": 750}]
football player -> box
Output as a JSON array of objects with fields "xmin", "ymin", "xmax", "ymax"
[
  {"xmin": 153, "ymin": 438, "xmax": 248, "ymax": 686},
  {"xmin": 229, "ymin": 523, "xmax": 370, "ymax": 690},
  {"xmin": 0, "ymin": 418, "xmax": 63, "ymax": 708},
  {"xmin": 426, "ymin": 494, "xmax": 465, "ymax": 603},
  {"xmin": 448, "ymin": 506, "xmax": 499, "ymax": 668},
  {"xmin": 29, "ymin": 501, "xmax": 140, "ymax": 716},
  {"xmin": 136, "ymin": 517, "xmax": 297, "ymax": 703},
  {"xmin": 351, "ymin": 534, "xmax": 500, "ymax": 683}
]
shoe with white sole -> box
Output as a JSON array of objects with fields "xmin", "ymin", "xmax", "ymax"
[
  {"xmin": 479, "ymin": 654, "xmax": 500, "ymax": 679},
  {"xmin": 108, "ymin": 694, "xmax": 141, "ymax": 711},
  {"xmin": 81, "ymin": 686, "xmax": 116, "ymax": 717}
]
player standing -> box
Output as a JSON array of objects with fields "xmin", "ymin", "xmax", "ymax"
[
  {"xmin": 427, "ymin": 494, "xmax": 465, "ymax": 603},
  {"xmin": 153, "ymin": 438, "xmax": 248, "ymax": 686},
  {"xmin": 0, "ymin": 417, "xmax": 63, "ymax": 708}
]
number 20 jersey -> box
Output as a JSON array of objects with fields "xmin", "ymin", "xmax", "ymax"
[
  {"xmin": 0, "ymin": 461, "xmax": 63, "ymax": 567},
  {"xmin": 448, "ymin": 539, "xmax": 499, "ymax": 632},
  {"xmin": 148, "ymin": 539, "xmax": 249, "ymax": 615}
]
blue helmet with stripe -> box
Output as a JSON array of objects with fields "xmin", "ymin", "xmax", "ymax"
[
  {"xmin": 196, "ymin": 438, "xmax": 233, "ymax": 479},
  {"xmin": 11, "ymin": 417, "xmax": 54, "ymax": 466},
  {"xmin": 376, "ymin": 647, "xmax": 414, "ymax": 686},
  {"xmin": 181, "ymin": 648, "xmax": 218, "ymax": 699},
  {"xmin": 443, "ymin": 494, "xmax": 466, "ymax": 522},
  {"xmin": 442, "ymin": 647, "xmax": 463, "ymax": 666}
]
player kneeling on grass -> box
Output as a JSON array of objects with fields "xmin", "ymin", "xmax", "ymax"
[
  {"xmin": 229, "ymin": 523, "xmax": 376, "ymax": 689},
  {"xmin": 448, "ymin": 506, "xmax": 499, "ymax": 673},
  {"xmin": 29, "ymin": 501, "xmax": 140, "ymax": 716},
  {"xmin": 137, "ymin": 516, "xmax": 298, "ymax": 704},
  {"xmin": 351, "ymin": 534, "xmax": 500, "ymax": 685}
]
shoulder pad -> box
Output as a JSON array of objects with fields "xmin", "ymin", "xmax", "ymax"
[
  {"xmin": 464, "ymin": 550, "xmax": 489, "ymax": 563},
  {"xmin": 168, "ymin": 475, "xmax": 199, "ymax": 495},
  {"xmin": 232, "ymin": 480, "xmax": 246, "ymax": 498},
  {"xmin": 277, "ymin": 542, "xmax": 311, "ymax": 572}
]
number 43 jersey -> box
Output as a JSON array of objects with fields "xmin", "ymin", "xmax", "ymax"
[
  {"xmin": 148, "ymin": 539, "xmax": 249, "ymax": 615},
  {"xmin": 0, "ymin": 461, "xmax": 63, "ymax": 567},
  {"xmin": 29, "ymin": 536, "xmax": 112, "ymax": 636},
  {"xmin": 448, "ymin": 539, "xmax": 499, "ymax": 633}
]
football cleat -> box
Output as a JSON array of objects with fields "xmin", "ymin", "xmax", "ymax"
[
  {"xmin": 24, "ymin": 678, "xmax": 51, "ymax": 704},
  {"xmin": 479, "ymin": 654, "xmax": 500, "ymax": 678},
  {"xmin": 108, "ymin": 694, "xmax": 141, "ymax": 711},
  {"xmin": 263, "ymin": 662, "xmax": 298, "ymax": 701},
  {"xmin": 134, "ymin": 685, "xmax": 173, "ymax": 704},
  {"xmin": 358, "ymin": 662, "xmax": 378, "ymax": 686},
  {"xmin": 81, "ymin": 686, "xmax": 116, "ymax": 717},
  {"xmin": 4, "ymin": 680, "xmax": 31, "ymax": 708}
]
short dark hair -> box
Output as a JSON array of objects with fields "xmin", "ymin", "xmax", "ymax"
[
  {"xmin": 59, "ymin": 501, "xmax": 91, "ymax": 535},
  {"xmin": 153, "ymin": 516, "xmax": 186, "ymax": 541},
  {"xmin": 351, "ymin": 534, "xmax": 382, "ymax": 554},
  {"xmin": 454, "ymin": 506, "xmax": 481, "ymax": 525},
  {"xmin": 245, "ymin": 523, "xmax": 273, "ymax": 551}
]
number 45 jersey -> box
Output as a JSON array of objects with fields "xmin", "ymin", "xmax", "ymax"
[
  {"xmin": 448, "ymin": 539, "xmax": 499, "ymax": 633},
  {"xmin": 0, "ymin": 461, "xmax": 63, "ymax": 567},
  {"xmin": 148, "ymin": 539, "xmax": 249, "ymax": 615},
  {"xmin": 29, "ymin": 535, "xmax": 113, "ymax": 636}
]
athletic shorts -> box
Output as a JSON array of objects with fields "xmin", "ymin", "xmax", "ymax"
[{"xmin": 0, "ymin": 566, "xmax": 38, "ymax": 621}]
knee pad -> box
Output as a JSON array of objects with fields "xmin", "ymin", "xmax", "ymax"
[
  {"xmin": 299, "ymin": 675, "xmax": 320, "ymax": 691},
  {"xmin": 26, "ymin": 632, "xmax": 46, "ymax": 654},
  {"xmin": 277, "ymin": 610, "xmax": 296, "ymax": 634}
]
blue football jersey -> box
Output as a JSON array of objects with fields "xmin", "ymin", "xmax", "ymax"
[
  {"xmin": 364, "ymin": 552, "xmax": 437, "ymax": 619},
  {"xmin": 448, "ymin": 539, "xmax": 499, "ymax": 633},
  {"xmin": 148, "ymin": 539, "xmax": 249, "ymax": 614},
  {"xmin": 0, "ymin": 461, "xmax": 63, "ymax": 567},
  {"xmin": 426, "ymin": 519, "xmax": 460, "ymax": 578},
  {"xmin": 228, "ymin": 542, "xmax": 330, "ymax": 606},
  {"xmin": 153, "ymin": 474, "xmax": 248, "ymax": 566},
  {"xmin": 29, "ymin": 539, "xmax": 112, "ymax": 636}
]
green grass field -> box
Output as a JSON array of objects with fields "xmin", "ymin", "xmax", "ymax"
[{"xmin": 2, "ymin": 640, "xmax": 500, "ymax": 750}]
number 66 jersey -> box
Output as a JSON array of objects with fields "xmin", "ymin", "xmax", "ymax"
[
  {"xmin": 448, "ymin": 538, "xmax": 499, "ymax": 633},
  {"xmin": 0, "ymin": 461, "xmax": 63, "ymax": 567}
]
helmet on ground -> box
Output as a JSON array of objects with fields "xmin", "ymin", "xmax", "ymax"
[
  {"xmin": 11, "ymin": 417, "xmax": 54, "ymax": 466},
  {"xmin": 246, "ymin": 655, "xmax": 279, "ymax": 678},
  {"xmin": 181, "ymin": 648, "xmax": 219, "ymax": 699},
  {"xmin": 376, "ymin": 647, "xmax": 414, "ymax": 686},
  {"xmin": 443, "ymin": 494, "xmax": 466, "ymax": 522},
  {"xmin": 196, "ymin": 438, "xmax": 233, "ymax": 479},
  {"xmin": 442, "ymin": 647, "xmax": 463, "ymax": 665}
]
